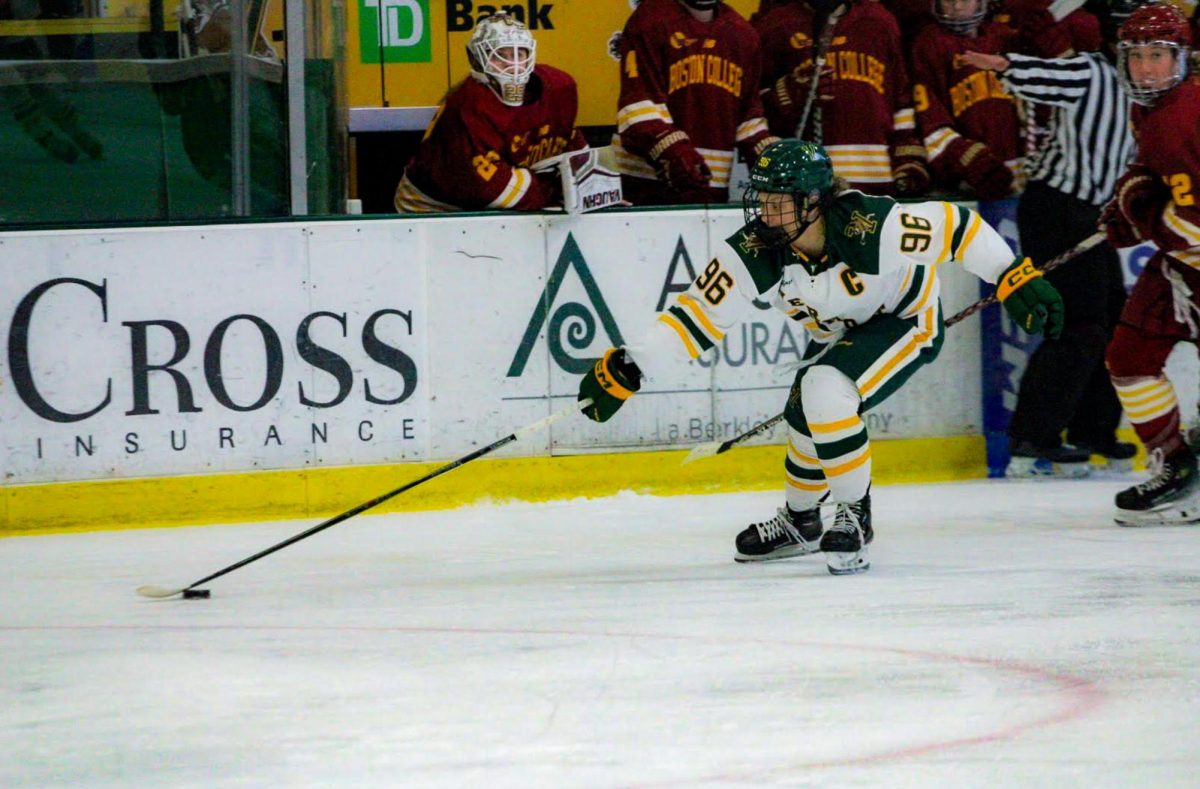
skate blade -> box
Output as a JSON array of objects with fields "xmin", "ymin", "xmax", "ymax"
[
  {"xmin": 826, "ymin": 547, "xmax": 870, "ymax": 575},
  {"xmin": 1092, "ymin": 457, "xmax": 1133, "ymax": 474},
  {"xmin": 1115, "ymin": 503, "xmax": 1200, "ymax": 527},
  {"xmin": 1006, "ymin": 457, "xmax": 1090, "ymax": 479},
  {"xmin": 734, "ymin": 541, "xmax": 821, "ymax": 563}
]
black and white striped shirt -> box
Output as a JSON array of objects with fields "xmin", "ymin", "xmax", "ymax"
[{"xmin": 1002, "ymin": 51, "xmax": 1134, "ymax": 206}]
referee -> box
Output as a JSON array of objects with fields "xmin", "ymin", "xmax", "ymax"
[{"xmin": 963, "ymin": 41, "xmax": 1135, "ymax": 477}]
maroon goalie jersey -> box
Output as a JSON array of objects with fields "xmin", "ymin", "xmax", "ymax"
[
  {"xmin": 1129, "ymin": 81, "xmax": 1200, "ymax": 270},
  {"xmin": 614, "ymin": 0, "xmax": 771, "ymax": 201},
  {"xmin": 395, "ymin": 65, "xmax": 585, "ymax": 213},
  {"xmin": 752, "ymin": 0, "xmax": 924, "ymax": 194},
  {"xmin": 910, "ymin": 22, "xmax": 1023, "ymax": 188}
]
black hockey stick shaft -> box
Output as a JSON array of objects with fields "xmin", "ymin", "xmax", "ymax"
[
  {"xmin": 691, "ymin": 231, "xmax": 1105, "ymax": 460},
  {"xmin": 139, "ymin": 400, "xmax": 589, "ymax": 597}
]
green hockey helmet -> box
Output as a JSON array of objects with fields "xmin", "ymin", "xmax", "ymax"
[{"xmin": 743, "ymin": 140, "xmax": 835, "ymax": 248}]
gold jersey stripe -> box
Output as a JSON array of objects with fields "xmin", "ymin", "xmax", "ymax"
[
  {"xmin": 677, "ymin": 293, "xmax": 725, "ymax": 341},
  {"xmin": 658, "ymin": 313, "xmax": 701, "ymax": 359},
  {"xmin": 824, "ymin": 447, "xmax": 872, "ymax": 478},
  {"xmin": 860, "ymin": 305, "xmax": 936, "ymax": 398},
  {"xmin": 956, "ymin": 212, "xmax": 983, "ymax": 259}
]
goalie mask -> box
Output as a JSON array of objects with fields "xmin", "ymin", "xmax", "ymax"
[
  {"xmin": 933, "ymin": 0, "xmax": 987, "ymax": 36},
  {"xmin": 679, "ymin": 0, "xmax": 720, "ymax": 10},
  {"xmin": 743, "ymin": 140, "xmax": 835, "ymax": 249},
  {"xmin": 467, "ymin": 13, "xmax": 537, "ymax": 106},
  {"xmin": 1117, "ymin": 2, "xmax": 1191, "ymax": 105}
]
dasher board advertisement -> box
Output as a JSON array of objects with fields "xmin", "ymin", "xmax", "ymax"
[{"xmin": 1, "ymin": 207, "xmax": 981, "ymax": 486}]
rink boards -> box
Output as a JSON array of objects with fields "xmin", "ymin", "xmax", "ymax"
[{"xmin": 2, "ymin": 207, "xmax": 993, "ymax": 534}]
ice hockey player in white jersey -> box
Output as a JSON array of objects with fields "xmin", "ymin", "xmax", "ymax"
[{"xmin": 578, "ymin": 140, "xmax": 1064, "ymax": 575}]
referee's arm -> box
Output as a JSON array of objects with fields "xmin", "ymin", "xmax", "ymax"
[{"xmin": 960, "ymin": 51, "xmax": 1094, "ymax": 107}]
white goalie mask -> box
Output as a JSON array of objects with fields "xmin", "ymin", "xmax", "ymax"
[{"xmin": 467, "ymin": 13, "xmax": 537, "ymax": 106}]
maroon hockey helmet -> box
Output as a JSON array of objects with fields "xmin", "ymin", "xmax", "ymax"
[
  {"xmin": 1120, "ymin": 2, "xmax": 1192, "ymax": 46},
  {"xmin": 1117, "ymin": 2, "xmax": 1192, "ymax": 104}
]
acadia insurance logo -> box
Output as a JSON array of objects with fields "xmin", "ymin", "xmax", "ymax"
[
  {"xmin": 359, "ymin": 0, "xmax": 431, "ymax": 63},
  {"xmin": 507, "ymin": 234, "xmax": 625, "ymax": 377}
]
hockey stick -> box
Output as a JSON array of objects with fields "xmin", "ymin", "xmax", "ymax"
[
  {"xmin": 137, "ymin": 399, "xmax": 591, "ymax": 599},
  {"xmin": 796, "ymin": 5, "xmax": 843, "ymax": 140},
  {"xmin": 682, "ymin": 231, "xmax": 1105, "ymax": 463}
]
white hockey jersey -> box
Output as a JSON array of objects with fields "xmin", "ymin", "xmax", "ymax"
[{"xmin": 631, "ymin": 191, "xmax": 1018, "ymax": 383}]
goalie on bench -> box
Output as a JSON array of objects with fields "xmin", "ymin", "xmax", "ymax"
[
  {"xmin": 394, "ymin": 13, "xmax": 587, "ymax": 213},
  {"xmin": 577, "ymin": 140, "xmax": 1063, "ymax": 575}
]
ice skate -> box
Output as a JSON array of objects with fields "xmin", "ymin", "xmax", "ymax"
[
  {"xmin": 1081, "ymin": 440, "xmax": 1137, "ymax": 474},
  {"xmin": 1115, "ymin": 447, "xmax": 1200, "ymax": 526},
  {"xmin": 820, "ymin": 494, "xmax": 872, "ymax": 575},
  {"xmin": 734, "ymin": 506, "xmax": 822, "ymax": 562},
  {"xmin": 1005, "ymin": 440, "xmax": 1091, "ymax": 479}
]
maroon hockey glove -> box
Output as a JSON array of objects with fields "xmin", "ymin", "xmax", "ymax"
[
  {"xmin": 1114, "ymin": 165, "xmax": 1169, "ymax": 237},
  {"xmin": 1100, "ymin": 198, "xmax": 1144, "ymax": 249},
  {"xmin": 515, "ymin": 169, "xmax": 565, "ymax": 211},
  {"xmin": 1004, "ymin": 0, "xmax": 1073, "ymax": 57},
  {"xmin": 958, "ymin": 140, "xmax": 1014, "ymax": 201},
  {"xmin": 761, "ymin": 63, "xmax": 834, "ymax": 135},
  {"xmin": 650, "ymin": 132, "xmax": 711, "ymax": 192},
  {"xmin": 892, "ymin": 148, "xmax": 931, "ymax": 197}
]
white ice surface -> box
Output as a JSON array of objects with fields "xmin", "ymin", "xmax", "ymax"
[{"xmin": 3, "ymin": 478, "xmax": 1199, "ymax": 788}]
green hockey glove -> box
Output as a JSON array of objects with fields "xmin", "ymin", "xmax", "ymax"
[
  {"xmin": 578, "ymin": 348, "xmax": 643, "ymax": 422},
  {"xmin": 997, "ymin": 257, "xmax": 1064, "ymax": 339}
]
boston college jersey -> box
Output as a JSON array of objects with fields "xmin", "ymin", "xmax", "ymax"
[
  {"xmin": 910, "ymin": 22, "xmax": 1023, "ymax": 183},
  {"xmin": 1129, "ymin": 82, "xmax": 1200, "ymax": 270},
  {"xmin": 395, "ymin": 65, "xmax": 585, "ymax": 213},
  {"xmin": 752, "ymin": 1, "xmax": 921, "ymax": 192},
  {"xmin": 614, "ymin": 0, "xmax": 770, "ymax": 193},
  {"xmin": 630, "ymin": 192, "xmax": 1018, "ymax": 384}
]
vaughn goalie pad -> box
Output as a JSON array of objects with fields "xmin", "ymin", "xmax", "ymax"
[{"xmin": 560, "ymin": 147, "xmax": 625, "ymax": 214}]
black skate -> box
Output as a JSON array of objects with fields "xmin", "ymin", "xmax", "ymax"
[
  {"xmin": 1006, "ymin": 440, "xmax": 1091, "ymax": 479},
  {"xmin": 734, "ymin": 506, "xmax": 822, "ymax": 562},
  {"xmin": 820, "ymin": 494, "xmax": 872, "ymax": 575},
  {"xmin": 1074, "ymin": 439, "xmax": 1137, "ymax": 473},
  {"xmin": 1115, "ymin": 447, "xmax": 1200, "ymax": 526}
]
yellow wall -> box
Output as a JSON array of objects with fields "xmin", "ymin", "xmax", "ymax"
[
  {"xmin": 2, "ymin": 437, "xmax": 986, "ymax": 537},
  {"xmin": 346, "ymin": 0, "xmax": 759, "ymax": 127}
]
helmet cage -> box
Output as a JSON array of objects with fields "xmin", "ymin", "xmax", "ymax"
[
  {"xmin": 932, "ymin": 0, "xmax": 987, "ymax": 36},
  {"xmin": 742, "ymin": 187, "xmax": 831, "ymax": 249},
  {"xmin": 467, "ymin": 14, "xmax": 537, "ymax": 106},
  {"xmin": 1117, "ymin": 39, "xmax": 1189, "ymax": 104}
]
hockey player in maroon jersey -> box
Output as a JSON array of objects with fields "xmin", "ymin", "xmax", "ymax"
[
  {"xmin": 751, "ymin": 0, "xmax": 931, "ymax": 197},
  {"xmin": 1101, "ymin": 3, "xmax": 1200, "ymax": 525},
  {"xmin": 394, "ymin": 14, "xmax": 586, "ymax": 213},
  {"xmin": 613, "ymin": 0, "xmax": 777, "ymax": 205},
  {"xmin": 910, "ymin": 0, "xmax": 1023, "ymax": 199}
]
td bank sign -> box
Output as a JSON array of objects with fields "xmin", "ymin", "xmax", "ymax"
[{"xmin": 360, "ymin": 0, "xmax": 431, "ymax": 63}]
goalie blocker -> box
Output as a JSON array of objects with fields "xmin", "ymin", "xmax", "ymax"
[{"xmin": 533, "ymin": 146, "xmax": 626, "ymax": 214}]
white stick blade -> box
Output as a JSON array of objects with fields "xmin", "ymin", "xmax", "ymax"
[
  {"xmin": 683, "ymin": 442, "xmax": 722, "ymax": 464},
  {"xmin": 136, "ymin": 585, "xmax": 184, "ymax": 599}
]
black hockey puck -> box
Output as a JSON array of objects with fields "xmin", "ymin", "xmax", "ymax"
[{"xmin": 182, "ymin": 589, "xmax": 211, "ymax": 599}]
